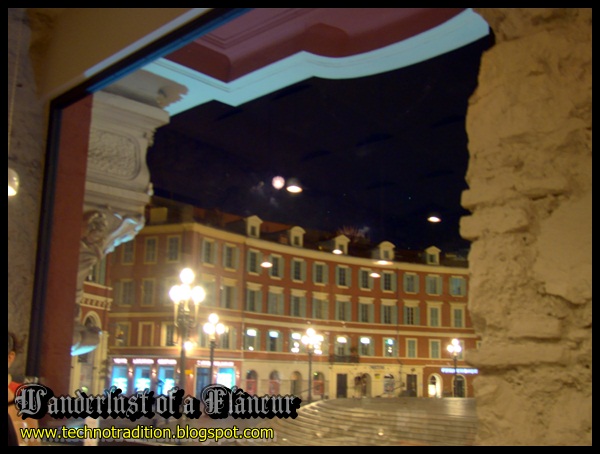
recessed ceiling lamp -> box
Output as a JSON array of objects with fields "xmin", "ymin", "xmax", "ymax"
[
  {"xmin": 8, "ymin": 168, "xmax": 19, "ymax": 197},
  {"xmin": 375, "ymin": 260, "xmax": 392, "ymax": 265},
  {"xmin": 286, "ymin": 178, "xmax": 302, "ymax": 194},
  {"xmin": 427, "ymin": 212, "xmax": 442, "ymax": 223}
]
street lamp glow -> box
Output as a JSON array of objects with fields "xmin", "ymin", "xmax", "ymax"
[
  {"xmin": 184, "ymin": 340, "xmax": 194, "ymax": 351},
  {"xmin": 169, "ymin": 285, "xmax": 182, "ymax": 304},
  {"xmin": 179, "ymin": 267, "xmax": 195, "ymax": 285},
  {"xmin": 447, "ymin": 338, "xmax": 462, "ymax": 355},
  {"xmin": 191, "ymin": 286, "xmax": 206, "ymax": 304},
  {"xmin": 170, "ymin": 268, "xmax": 205, "ymax": 391},
  {"xmin": 208, "ymin": 312, "xmax": 219, "ymax": 326},
  {"xmin": 447, "ymin": 338, "xmax": 462, "ymax": 397},
  {"xmin": 204, "ymin": 313, "xmax": 225, "ymax": 385},
  {"xmin": 300, "ymin": 327, "xmax": 322, "ymax": 404}
]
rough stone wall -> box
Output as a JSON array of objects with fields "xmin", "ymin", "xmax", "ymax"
[
  {"xmin": 462, "ymin": 8, "xmax": 592, "ymax": 446},
  {"xmin": 8, "ymin": 8, "xmax": 46, "ymax": 379}
]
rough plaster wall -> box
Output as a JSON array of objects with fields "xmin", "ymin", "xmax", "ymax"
[
  {"xmin": 462, "ymin": 8, "xmax": 592, "ymax": 446},
  {"xmin": 8, "ymin": 8, "xmax": 47, "ymax": 379}
]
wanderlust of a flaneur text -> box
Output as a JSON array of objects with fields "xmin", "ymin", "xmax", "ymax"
[{"xmin": 14, "ymin": 384, "xmax": 301, "ymax": 422}]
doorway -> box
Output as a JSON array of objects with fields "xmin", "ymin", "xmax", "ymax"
[
  {"xmin": 406, "ymin": 374, "xmax": 418, "ymax": 397},
  {"xmin": 336, "ymin": 373, "xmax": 348, "ymax": 398}
]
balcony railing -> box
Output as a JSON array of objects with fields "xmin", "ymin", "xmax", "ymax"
[{"xmin": 328, "ymin": 354, "xmax": 359, "ymax": 364}]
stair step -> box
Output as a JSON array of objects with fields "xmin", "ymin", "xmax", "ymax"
[{"xmin": 241, "ymin": 397, "xmax": 477, "ymax": 446}]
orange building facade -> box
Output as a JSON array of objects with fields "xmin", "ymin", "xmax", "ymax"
[{"xmin": 104, "ymin": 199, "xmax": 479, "ymax": 402}]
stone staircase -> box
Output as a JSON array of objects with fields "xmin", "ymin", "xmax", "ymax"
[{"xmin": 242, "ymin": 397, "xmax": 478, "ymax": 446}]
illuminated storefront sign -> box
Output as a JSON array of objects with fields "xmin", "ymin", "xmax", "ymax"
[
  {"xmin": 196, "ymin": 360, "xmax": 235, "ymax": 367},
  {"xmin": 157, "ymin": 358, "xmax": 177, "ymax": 365},
  {"xmin": 132, "ymin": 358, "xmax": 155, "ymax": 365},
  {"xmin": 441, "ymin": 367, "xmax": 479, "ymax": 374}
]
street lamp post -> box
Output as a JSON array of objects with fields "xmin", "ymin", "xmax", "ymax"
[
  {"xmin": 446, "ymin": 338, "xmax": 462, "ymax": 397},
  {"xmin": 169, "ymin": 268, "xmax": 206, "ymax": 392},
  {"xmin": 301, "ymin": 327, "xmax": 323, "ymax": 404},
  {"xmin": 203, "ymin": 313, "xmax": 225, "ymax": 385}
]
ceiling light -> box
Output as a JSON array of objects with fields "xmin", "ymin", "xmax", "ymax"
[
  {"xmin": 427, "ymin": 212, "xmax": 442, "ymax": 223},
  {"xmin": 286, "ymin": 178, "xmax": 302, "ymax": 193},
  {"xmin": 8, "ymin": 167, "xmax": 19, "ymax": 197},
  {"xmin": 375, "ymin": 260, "xmax": 391, "ymax": 265},
  {"xmin": 272, "ymin": 175, "xmax": 285, "ymax": 190}
]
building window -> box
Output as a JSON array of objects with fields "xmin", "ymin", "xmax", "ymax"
[
  {"xmin": 291, "ymin": 259, "xmax": 305, "ymax": 282},
  {"xmin": 430, "ymin": 340, "xmax": 441, "ymax": 359},
  {"xmin": 165, "ymin": 323, "xmax": 177, "ymax": 347},
  {"xmin": 139, "ymin": 322, "xmax": 154, "ymax": 346},
  {"xmin": 114, "ymin": 324, "xmax": 130, "ymax": 346},
  {"xmin": 313, "ymin": 263, "xmax": 328, "ymax": 285},
  {"xmin": 244, "ymin": 328, "xmax": 259, "ymax": 351},
  {"xmin": 119, "ymin": 280, "xmax": 135, "ymax": 306},
  {"xmin": 221, "ymin": 285, "xmax": 236, "ymax": 309},
  {"xmin": 218, "ymin": 327, "xmax": 232, "ymax": 350},
  {"xmin": 247, "ymin": 250, "xmax": 260, "ymax": 274},
  {"xmin": 202, "ymin": 239, "xmax": 216, "ymax": 265},
  {"xmin": 429, "ymin": 306, "xmax": 441, "ymax": 327},
  {"xmin": 290, "ymin": 332, "xmax": 302, "ymax": 353},
  {"xmin": 144, "ymin": 238, "xmax": 157, "ymax": 263},
  {"xmin": 449, "ymin": 276, "xmax": 466, "ymax": 296},
  {"xmin": 359, "ymin": 269, "xmax": 372, "ymax": 290},
  {"xmin": 381, "ymin": 304, "xmax": 397, "ymax": 325},
  {"xmin": 381, "ymin": 271, "xmax": 396, "ymax": 292},
  {"xmin": 312, "ymin": 297, "xmax": 328, "ymax": 320},
  {"xmin": 336, "ymin": 300, "xmax": 351, "ymax": 321},
  {"xmin": 383, "ymin": 338, "xmax": 397, "ymax": 357},
  {"xmin": 246, "ymin": 288, "xmax": 261, "ymax": 312},
  {"xmin": 202, "ymin": 280, "xmax": 216, "ymax": 307},
  {"xmin": 267, "ymin": 330, "xmax": 282, "ymax": 352},
  {"xmin": 359, "ymin": 337, "xmax": 373, "ymax": 356},
  {"xmin": 358, "ymin": 302, "xmax": 373, "ymax": 323},
  {"xmin": 425, "ymin": 275, "xmax": 442, "ymax": 295},
  {"xmin": 166, "ymin": 236, "xmax": 180, "ymax": 262},
  {"xmin": 270, "ymin": 255, "xmax": 283, "ymax": 278},
  {"xmin": 403, "ymin": 305, "xmax": 420, "ymax": 325},
  {"xmin": 336, "ymin": 266, "xmax": 351, "ymax": 287},
  {"xmin": 406, "ymin": 339, "xmax": 417, "ymax": 358},
  {"xmin": 122, "ymin": 240, "xmax": 135, "ymax": 264},
  {"xmin": 223, "ymin": 244, "xmax": 238, "ymax": 269},
  {"xmin": 88, "ymin": 256, "xmax": 107, "ymax": 284},
  {"xmin": 452, "ymin": 307, "xmax": 465, "ymax": 328},
  {"xmin": 335, "ymin": 336, "xmax": 350, "ymax": 356},
  {"xmin": 403, "ymin": 273, "xmax": 419, "ymax": 293},
  {"xmin": 267, "ymin": 291, "xmax": 284, "ymax": 315},
  {"xmin": 141, "ymin": 279, "xmax": 155, "ymax": 307},
  {"xmin": 290, "ymin": 295, "xmax": 306, "ymax": 318}
]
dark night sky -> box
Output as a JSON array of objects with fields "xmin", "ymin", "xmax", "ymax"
[{"xmin": 147, "ymin": 33, "xmax": 494, "ymax": 254}]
